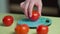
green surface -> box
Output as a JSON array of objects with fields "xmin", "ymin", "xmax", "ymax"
[{"xmin": 0, "ymin": 13, "xmax": 60, "ymax": 34}]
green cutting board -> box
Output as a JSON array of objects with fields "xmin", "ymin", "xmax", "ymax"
[{"xmin": 0, "ymin": 13, "xmax": 60, "ymax": 34}]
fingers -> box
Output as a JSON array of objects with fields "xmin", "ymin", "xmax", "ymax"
[
  {"xmin": 20, "ymin": 2, "xmax": 25, "ymax": 9},
  {"xmin": 35, "ymin": 3, "xmax": 42, "ymax": 16},
  {"xmin": 28, "ymin": 2, "xmax": 34, "ymax": 17},
  {"xmin": 20, "ymin": 0, "xmax": 30, "ymax": 18},
  {"xmin": 24, "ymin": 1, "xmax": 30, "ymax": 18},
  {"xmin": 38, "ymin": 5, "xmax": 42, "ymax": 16}
]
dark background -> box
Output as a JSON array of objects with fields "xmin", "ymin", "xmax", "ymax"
[{"xmin": 9, "ymin": 0, "xmax": 59, "ymax": 17}]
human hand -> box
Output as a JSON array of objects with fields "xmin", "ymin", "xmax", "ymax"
[{"xmin": 20, "ymin": 0, "xmax": 42, "ymax": 18}]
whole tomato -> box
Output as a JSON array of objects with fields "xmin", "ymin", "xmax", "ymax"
[
  {"xmin": 3, "ymin": 15, "xmax": 14, "ymax": 26},
  {"xmin": 29, "ymin": 10, "xmax": 40, "ymax": 21},
  {"xmin": 15, "ymin": 24, "xmax": 29, "ymax": 34},
  {"xmin": 37, "ymin": 25, "xmax": 48, "ymax": 34}
]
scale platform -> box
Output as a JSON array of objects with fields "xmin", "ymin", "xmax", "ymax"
[{"xmin": 18, "ymin": 17, "xmax": 52, "ymax": 29}]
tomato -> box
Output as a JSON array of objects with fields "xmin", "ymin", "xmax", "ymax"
[
  {"xmin": 37, "ymin": 25, "xmax": 48, "ymax": 34},
  {"xmin": 29, "ymin": 10, "xmax": 40, "ymax": 21},
  {"xmin": 3, "ymin": 15, "xmax": 14, "ymax": 26},
  {"xmin": 15, "ymin": 24, "xmax": 29, "ymax": 34}
]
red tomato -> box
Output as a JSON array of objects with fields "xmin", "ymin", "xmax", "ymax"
[
  {"xmin": 15, "ymin": 24, "xmax": 29, "ymax": 34},
  {"xmin": 37, "ymin": 25, "xmax": 48, "ymax": 34},
  {"xmin": 29, "ymin": 10, "xmax": 40, "ymax": 21},
  {"xmin": 3, "ymin": 15, "xmax": 14, "ymax": 26}
]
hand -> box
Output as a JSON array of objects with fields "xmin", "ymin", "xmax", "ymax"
[{"xmin": 20, "ymin": 0, "xmax": 42, "ymax": 18}]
